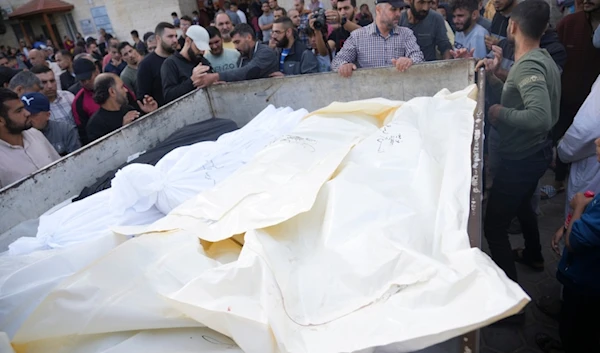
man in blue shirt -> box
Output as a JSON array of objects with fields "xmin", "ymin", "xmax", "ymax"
[{"xmin": 451, "ymin": 0, "xmax": 489, "ymax": 58}]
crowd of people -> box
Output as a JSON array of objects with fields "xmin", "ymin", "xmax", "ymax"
[{"xmin": 0, "ymin": 0, "xmax": 600, "ymax": 351}]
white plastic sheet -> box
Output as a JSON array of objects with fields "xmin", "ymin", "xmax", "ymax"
[{"xmin": 10, "ymin": 89, "xmax": 529, "ymax": 353}]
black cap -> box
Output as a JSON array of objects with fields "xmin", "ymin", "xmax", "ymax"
[
  {"xmin": 73, "ymin": 58, "xmax": 97, "ymax": 81},
  {"xmin": 376, "ymin": 0, "xmax": 409, "ymax": 8}
]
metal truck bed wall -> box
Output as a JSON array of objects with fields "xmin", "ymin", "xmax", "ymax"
[{"xmin": 0, "ymin": 59, "xmax": 484, "ymax": 352}]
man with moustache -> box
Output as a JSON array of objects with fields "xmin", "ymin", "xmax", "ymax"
[
  {"xmin": 119, "ymin": 42, "xmax": 143, "ymax": 94},
  {"xmin": 292, "ymin": 0, "xmax": 312, "ymax": 46},
  {"xmin": 0, "ymin": 88, "xmax": 60, "ymax": 188},
  {"xmin": 204, "ymin": 26, "xmax": 241, "ymax": 73},
  {"xmin": 216, "ymin": 13, "xmax": 237, "ymax": 50},
  {"xmin": 271, "ymin": 17, "xmax": 318, "ymax": 75},
  {"xmin": 137, "ymin": 22, "xmax": 179, "ymax": 107},
  {"xmin": 331, "ymin": 0, "xmax": 424, "ymax": 77},
  {"xmin": 486, "ymin": 0, "xmax": 517, "ymax": 49},
  {"xmin": 161, "ymin": 25, "xmax": 214, "ymax": 103},
  {"xmin": 399, "ymin": 0, "xmax": 452, "ymax": 60},
  {"xmin": 451, "ymin": 0, "xmax": 489, "ymax": 58},
  {"xmin": 312, "ymin": 0, "xmax": 361, "ymax": 57}
]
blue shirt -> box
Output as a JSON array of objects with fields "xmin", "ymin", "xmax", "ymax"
[
  {"xmin": 279, "ymin": 48, "xmax": 290, "ymax": 72},
  {"xmin": 454, "ymin": 23, "xmax": 489, "ymax": 59}
]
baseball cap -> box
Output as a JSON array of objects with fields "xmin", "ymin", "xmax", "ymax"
[
  {"xmin": 186, "ymin": 25, "xmax": 211, "ymax": 51},
  {"xmin": 73, "ymin": 58, "xmax": 97, "ymax": 81},
  {"xmin": 21, "ymin": 92, "xmax": 50, "ymax": 114},
  {"xmin": 376, "ymin": 0, "xmax": 409, "ymax": 8}
]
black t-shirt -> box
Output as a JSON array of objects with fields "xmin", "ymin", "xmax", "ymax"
[
  {"xmin": 491, "ymin": 12, "xmax": 509, "ymax": 39},
  {"xmin": 178, "ymin": 36, "xmax": 185, "ymax": 50},
  {"xmin": 87, "ymin": 105, "xmax": 138, "ymax": 142},
  {"xmin": 136, "ymin": 52, "xmax": 167, "ymax": 107},
  {"xmin": 328, "ymin": 27, "xmax": 351, "ymax": 52}
]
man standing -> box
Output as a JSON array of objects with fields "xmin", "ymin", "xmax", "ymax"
[
  {"xmin": 30, "ymin": 65, "xmax": 76, "ymax": 127},
  {"xmin": 399, "ymin": 0, "xmax": 452, "ymax": 60},
  {"xmin": 191, "ymin": 24, "xmax": 279, "ymax": 87},
  {"xmin": 231, "ymin": 2, "xmax": 248, "ymax": 23},
  {"xmin": 271, "ymin": 17, "xmax": 318, "ymax": 75},
  {"xmin": 274, "ymin": 7, "xmax": 287, "ymax": 20},
  {"xmin": 71, "ymin": 58, "xmax": 101, "ymax": 143},
  {"xmin": 481, "ymin": 0, "xmax": 560, "ymax": 283},
  {"xmin": 0, "ymin": 88, "xmax": 60, "ymax": 188},
  {"xmin": 137, "ymin": 22, "xmax": 179, "ymax": 107},
  {"xmin": 8, "ymin": 71, "xmax": 41, "ymax": 97},
  {"xmin": 330, "ymin": 0, "xmax": 424, "ymax": 77},
  {"xmin": 161, "ymin": 25, "xmax": 214, "ymax": 103},
  {"xmin": 451, "ymin": 0, "xmax": 489, "ymax": 58},
  {"xmin": 314, "ymin": 0, "xmax": 361, "ymax": 57},
  {"xmin": 293, "ymin": 0, "xmax": 312, "ymax": 46},
  {"xmin": 86, "ymin": 40, "xmax": 103, "ymax": 61},
  {"xmin": 55, "ymin": 50, "xmax": 76, "ymax": 91},
  {"xmin": 486, "ymin": 0, "xmax": 517, "ymax": 49},
  {"xmin": 177, "ymin": 16, "xmax": 193, "ymax": 50},
  {"xmin": 21, "ymin": 92, "xmax": 80, "ymax": 156},
  {"xmin": 119, "ymin": 42, "xmax": 143, "ymax": 94},
  {"xmin": 103, "ymin": 45, "xmax": 127, "ymax": 76},
  {"xmin": 259, "ymin": 0, "xmax": 275, "ymax": 42},
  {"xmin": 146, "ymin": 35, "xmax": 157, "ymax": 53},
  {"xmin": 216, "ymin": 13, "xmax": 237, "ymax": 50},
  {"xmin": 27, "ymin": 49, "xmax": 63, "ymax": 81},
  {"xmin": 130, "ymin": 30, "xmax": 147, "ymax": 55},
  {"xmin": 225, "ymin": 2, "xmax": 243, "ymax": 25},
  {"xmin": 204, "ymin": 26, "xmax": 241, "ymax": 73},
  {"xmin": 87, "ymin": 73, "xmax": 157, "ymax": 142}
]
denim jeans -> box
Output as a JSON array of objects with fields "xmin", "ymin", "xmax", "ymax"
[{"xmin": 484, "ymin": 142, "xmax": 552, "ymax": 282}]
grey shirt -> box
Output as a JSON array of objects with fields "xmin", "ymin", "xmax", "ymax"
[
  {"xmin": 399, "ymin": 10, "xmax": 452, "ymax": 61},
  {"xmin": 121, "ymin": 65, "xmax": 138, "ymax": 96},
  {"xmin": 259, "ymin": 12, "xmax": 275, "ymax": 42},
  {"xmin": 218, "ymin": 42, "xmax": 279, "ymax": 82},
  {"xmin": 42, "ymin": 120, "xmax": 81, "ymax": 156},
  {"xmin": 477, "ymin": 16, "xmax": 492, "ymax": 32}
]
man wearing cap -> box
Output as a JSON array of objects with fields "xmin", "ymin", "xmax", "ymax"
[
  {"xmin": 330, "ymin": 0, "xmax": 424, "ymax": 77},
  {"xmin": 0, "ymin": 88, "xmax": 60, "ymax": 188},
  {"xmin": 87, "ymin": 73, "xmax": 157, "ymax": 142},
  {"xmin": 161, "ymin": 25, "xmax": 214, "ymax": 103},
  {"xmin": 21, "ymin": 92, "xmax": 81, "ymax": 156},
  {"xmin": 71, "ymin": 58, "xmax": 101, "ymax": 143}
]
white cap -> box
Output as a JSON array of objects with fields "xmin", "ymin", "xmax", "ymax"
[{"xmin": 186, "ymin": 25, "xmax": 210, "ymax": 51}]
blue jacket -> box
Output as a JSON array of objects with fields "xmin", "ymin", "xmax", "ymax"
[{"xmin": 557, "ymin": 194, "xmax": 600, "ymax": 296}]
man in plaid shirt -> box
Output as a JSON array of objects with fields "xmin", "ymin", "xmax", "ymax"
[{"xmin": 331, "ymin": 0, "xmax": 424, "ymax": 77}]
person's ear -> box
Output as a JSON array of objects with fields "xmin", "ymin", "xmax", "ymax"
[
  {"xmin": 471, "ymin": 9, "xmax": 477, "ymax": 21},
  {"xmin": 108, "ymin": 86, "xmax": 116, "ymax": 97}
]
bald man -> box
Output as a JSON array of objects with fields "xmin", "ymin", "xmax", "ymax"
[
  {"xmin": 28, "ymin": 49, "xmax": 63, "ymax": 81},
  {"xmin": 215, "ymin": 13, "xmax": 236, "ymax": 49},
  {"xmin": 86, "ymin": 73, "xmax": 157, "ymax": 142}
]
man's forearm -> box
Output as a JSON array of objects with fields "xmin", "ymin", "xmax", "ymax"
[
  {"xmin": 343, "ymin": 21, "xmax": 361, "ymax": 32},
  {"xmin": 565, "ymin": 207, "xmax": 585, "ymax": 251},
  {"xmin": 495, "ymin": 67, "xmax": 509, "ymax": 82},
  {"xmin": 442, "ymin": 50, "xmax": 451, "ymax": 60},
  {"xmin": 314, "ymin": 30, "xmax": 329, "ymax": 56}
]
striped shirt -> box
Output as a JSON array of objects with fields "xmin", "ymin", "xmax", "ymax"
[
  {"xmin": 50, "ymin": 90, "xmax": 75, "ymax": 127},
  {"xmin": 331, "ymin": 23, "xmax": 424, "ymax": 71}
]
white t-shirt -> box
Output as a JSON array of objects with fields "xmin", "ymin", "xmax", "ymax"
[
  {"xmin": 454, "ymin": 23, "xmax": 489, "ymax": 59},
  {"xmin": 205, "ymin": 49, "xmax": 241, "ymax": 73},
  {"xmin": 237, "ymin": 10, "xmax": 248, "ymax": 24}
]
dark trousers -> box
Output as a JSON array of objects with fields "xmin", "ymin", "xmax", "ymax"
[
  {"xmin": 559, "ymin": 286, "xmax": 600, "ymax": 353},
  {"xmin": 484, "ymin": 144, "xmax": 552, "ymax": 282}
]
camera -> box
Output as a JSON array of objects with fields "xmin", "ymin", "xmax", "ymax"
[{"xmin": 311, "ymin": 8, "xmax": 326, "ymax": 30}]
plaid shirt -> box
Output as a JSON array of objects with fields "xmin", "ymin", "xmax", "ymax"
[
  {"xmin": 50, "ymin": 90, "xmax": 76, "ymax": 127},
  {"xmin": 331, "ymin": 23, "xmax": 424, "ymax": 71},
  {"xmin": 298, "ymin": 13, "xmax": 310, "ymax": 47}
]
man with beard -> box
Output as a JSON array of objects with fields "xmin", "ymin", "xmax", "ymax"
[
  {"xmin": 86, "ymin": 73, "xmax": 158, "ymax": 142},
  {"xmin": 312, "ymin": 0, "xmax": 361, "ymax": 57},
  {"xmin": 399, "ymin": 0, "xmax": 452, "ymax": 61},
  {"xmin": 204, "ymin": 26, "xmax": 241, "ymax": 73},
  {"xmin": 30, "ymin": 65, "xmax": 76, "ymax": 127},
  {"xmin": 451, "ymin": 0, "xmax": 489, "ymax": 58},
  {"xmin": 103, "ymin": 45, "xmax": 127, "ymax": 76},
  {"xmin": 485, "ymin": 0, "xmax": 517, "ymax": 49},
  {"xmin": 136, "ymin": 22, "xmax": 178, "ymax": 107},
  {"xmin": 21, "ymin": 92, "xmax": 81, "ymax": 156},
  {"xmin": 479, "ymin": 0, "xmax": 560, "ymax": 286},
  {"xmin": 0, "ymin": 88, "xmax": 59, "ymax": 188},
  {"xmin": 271, "ymin": 17, "xmax": 318, "ymax": 75},
  {"xmin": 119, "ymin": 42, "xmax": 143, "ymax": 94},
  {"xmin": 216, "ymin": 13, "xmax": 237, "ymax": 50},
  {"xmin": 161, "ymin": 25, "xmax": 214, "ymax": 103},
  {"xmin": 331, "ymin": 0, "xmax": 424, "ymax": 77},
  {"xmin": 189, "ymin": 24, "xmax": 278, "ymax": 88},
  {"xmin": 292, "ymin": 0, "xmax": 312, "ymax": 47}
]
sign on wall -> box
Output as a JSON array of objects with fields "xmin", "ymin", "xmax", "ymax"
[
  {"xmin": 90, "ymin": 6, "xmax": 113, "ymax": 34},
  {"xmin": 80, "ymin": 18, "xmax": 95, "ymax": 35}
]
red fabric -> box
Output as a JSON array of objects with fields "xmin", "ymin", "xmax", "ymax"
[
  {"xmin": 102, "ymin": 54, "xmax": 112, "ymax": 70},
  {"xmin": 72, "ymin": 88, "xmax": 99, "ymax": 127}
]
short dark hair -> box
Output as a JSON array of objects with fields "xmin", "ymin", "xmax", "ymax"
[
  {"xmin": 274, "ymin": 16, "xmax": 293, "ymax": 28},
  {"xmin": 0, "ymin": 88, "xmax": 19, "ymax": 120},
  {"xmin": 171, "ymin": 12, "xmax": 178, "ymax": 16},
  {"xmin": 207, "ymin": 26, "xmax": 222, "ymax": 38},
  {"xmin": 231, "ymin": 23, "xmax": 256, "ymax": 38},
  {"xmin": 93, "ymin": 74, "xmax": 117, "ymax": 105},
  {"xmin": 30, "ymin": 65, "xmax": 52, "ymax": 74},
  {"xmin": 143, "ymin": 32, "xmax": 154, "ymax": 42},
  {"xmin": 58, "ymin": 49, "xmax": 73, "ymax": 59},
  {"xmin": 193, "ymin": 10, "xmax": 199, "ymax": 14},
  {"xmin": 274, "ymin": 7, "xmax": 287, "ymax": 15},
  {"xmin": 155, "ymin": 22, "xmax": 176, "ymax": 37},
  {"xmin": 450, "ymin": 0, "xmax": 477, "ymax": 13},
  {"xmin": 181, "ymin": 15, "xmax": 193, "ymax": 23},
  {"xmin": 118, "ymin": 41, "xmax": 133, "ymax": 53},
  {"xmin": 131, "ymin": 30, "xmax": 140, "ymax": 38},
  {"xmin": 337, "ymin": 0, "xmax": 356, "ymax": 8},
  {"xmin": 511, "ymin": 0, "xmax": 549, "ymax": 40}
]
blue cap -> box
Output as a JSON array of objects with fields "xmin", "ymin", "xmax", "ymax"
[{"xmin": 21, "ymin": 92, "xmax": 50, "ymax": 114}]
